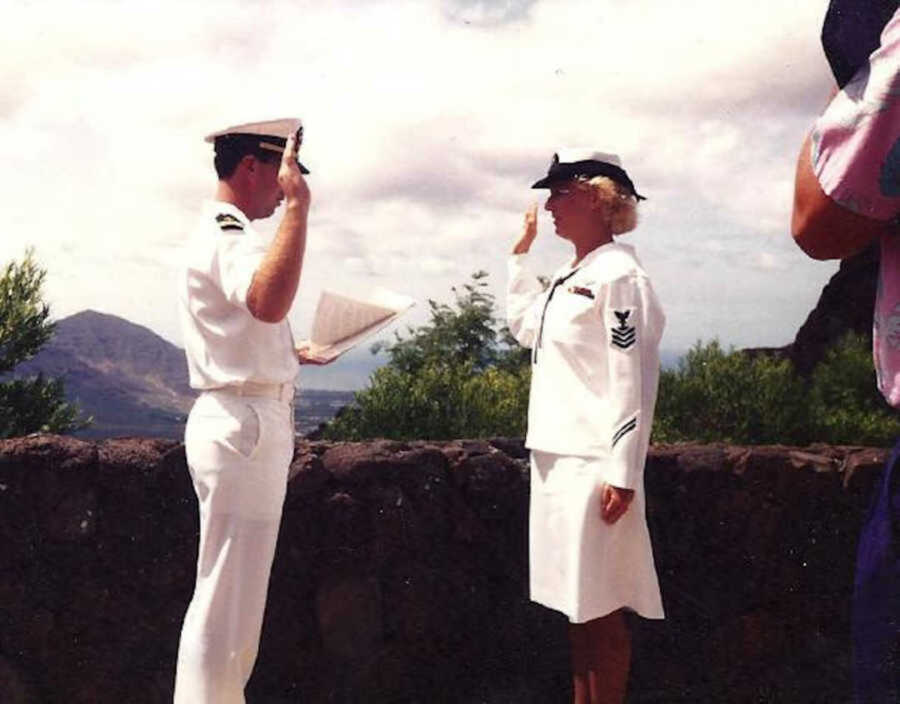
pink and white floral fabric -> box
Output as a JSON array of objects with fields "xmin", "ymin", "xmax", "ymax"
[{"xmin": 812, "ymin": 8, "xmax": 900, "ymax": 407}]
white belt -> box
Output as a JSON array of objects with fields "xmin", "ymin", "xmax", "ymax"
[{"xmin": 208, "ymin": 382, "xmax": 295, "ymax": 402}]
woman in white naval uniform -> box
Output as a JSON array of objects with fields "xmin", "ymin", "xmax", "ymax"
[{"xmin": 507, "ymin": 150, "xmax": 665, "ymax": 704}]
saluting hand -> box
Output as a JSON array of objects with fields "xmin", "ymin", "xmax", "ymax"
[
  {"xmin": 279, "ymin": 130, "xmax": 311, "ymax": 213},
  {"xmin": 512, "ymin": 203, "xmax": 538, "ymax": 254},
  {"xmin": 599, "ymin": 483, "xmax": 634, "ymax": 525}
]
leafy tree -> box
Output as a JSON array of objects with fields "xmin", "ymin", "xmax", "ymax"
[
  {"xmin": 0, "ymin": 249, "xmax": 89, "ymax": 437},
  {"xmin": 372, "ymin": 270, "xmax": 529, "ymax": 375},
  {"xmin": 323, "ymin": 271, "xmax": 530, "ymax": 440}
]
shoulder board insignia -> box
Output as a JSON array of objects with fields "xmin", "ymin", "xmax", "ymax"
[{"xmin": 215, "ymin": 213, "xmax": 244, "ymax": 232}]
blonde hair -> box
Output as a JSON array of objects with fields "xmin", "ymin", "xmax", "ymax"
[{"xmin": 575, "ymin": 176, "xmax": 638, "ymax": 235}]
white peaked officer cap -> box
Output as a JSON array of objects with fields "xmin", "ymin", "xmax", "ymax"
[
  {"xmin": 204, "ymin": 118, "xmax": 309, "ymax": 174},
  {"xmin": 531, "ymin": 148, "xmax": 644, "ymax": 200}
]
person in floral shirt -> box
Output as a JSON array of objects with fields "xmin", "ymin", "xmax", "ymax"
[{"xmin": 792, "ymin": 5, "xmax": 899, "ymax": 702}]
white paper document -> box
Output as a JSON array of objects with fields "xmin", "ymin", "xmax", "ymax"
[{"xmin": 301, "ymin": 287, "xmax": 415, "ymax": 363}]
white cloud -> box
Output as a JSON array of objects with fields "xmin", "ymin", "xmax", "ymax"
[{"xmin": 754, "ymin": 252, "xmax": 789, "ymax": 272}]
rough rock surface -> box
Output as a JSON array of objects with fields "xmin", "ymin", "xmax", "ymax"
[
  {"xmin": 0, "ymin": 435, "xmax": 888, "ymax": 703},
  {"xmin": 787, "ymin": 244, "xmax": 879, "ymax": 375}
]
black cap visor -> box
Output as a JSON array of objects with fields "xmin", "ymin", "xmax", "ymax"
[
  {"xmin": 258, "ymin": 138, "xmax": 310, "ymax": 174},
  {"xmin": 532, "ymin": 159, "xmax": 644, "ymax": 200}
]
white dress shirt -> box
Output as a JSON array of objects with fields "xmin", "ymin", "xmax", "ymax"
[
  {"xmin": 178, "ymin": 200, "xmax": 300, "ymax": 390},
  {"xmin": 506, "ymin": 241, "xmax": 665, "ymax": 489}
]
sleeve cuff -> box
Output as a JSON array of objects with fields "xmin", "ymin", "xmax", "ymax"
[{"xmin": 599, "ymin": 459, "xmax": 638, "ymax": 490}]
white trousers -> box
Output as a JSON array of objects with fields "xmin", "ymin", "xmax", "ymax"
[{"xmin": 174, "ymin": 391, "xmax": 294, "ymax": 704}]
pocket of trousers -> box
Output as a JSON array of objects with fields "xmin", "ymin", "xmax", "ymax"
[
  {"xmin": 188, "ymin": 396, "xmax": 264, "ymax": 460},
  {"xmin": 227, "ymin": 402, "xmax": 262, "ymax": 459}
]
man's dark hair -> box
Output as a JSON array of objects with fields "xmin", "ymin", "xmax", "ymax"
[{"xmin": 213, "ymin": 134, "xmax": 279, "ymax": 179}]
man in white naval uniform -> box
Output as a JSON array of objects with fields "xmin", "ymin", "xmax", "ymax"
[{"xmin": 174, "ymin": 118, "xmax": 322, "ymax": 703}]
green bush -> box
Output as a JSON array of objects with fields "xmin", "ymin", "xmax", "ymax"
[
  {"xmin": 653, "ymin": 335, "xmax": 898, "ymax": 446},
  {"xmin": 323, "ymin": 362, "xmax": 529, "ymax": 441},
  {"xmin": 806, "ymin": 333, "xmax": 899, "ymax": 445},
  {"xmin": 653, "ymin": 340, "xmax": 809, "ymax": 444}
]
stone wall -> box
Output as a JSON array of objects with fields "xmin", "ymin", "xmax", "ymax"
[{"xmin": 0, "ymin": 435, "xmax": 887, "ymax": 703}]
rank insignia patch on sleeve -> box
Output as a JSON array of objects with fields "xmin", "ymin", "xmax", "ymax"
[
  {"xmin": 610, "ymin": 309, "xmax": 636, "ymax": 349},
  {"xmin": 612, "ymin": 416, "xmax": 637, "ymax": 448},
  {"xmin": 216, "ymin": 213, "xmax": 244, "ymax": 232}
]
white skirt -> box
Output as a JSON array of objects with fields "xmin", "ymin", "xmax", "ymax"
[{"xmin": 529, "ymin": 450, "xmax": 664, "ymax": 623}]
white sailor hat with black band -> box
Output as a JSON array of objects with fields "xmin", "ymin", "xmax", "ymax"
[
  {"xmin": 204, "ymin": 118, "xmax": 310, "ymax": 174},
  {"xmin": 531, "ymin": 149, "xmax": 645, "ymax": 200}
]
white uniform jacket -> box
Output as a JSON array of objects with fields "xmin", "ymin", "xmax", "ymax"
[
  {"xmin": 178, "ymin": 200, "xmax": 299, "ymax": 390},
  {"xmin": 506, "ymin": 242, "xmax": 665, "ymax": 490}
]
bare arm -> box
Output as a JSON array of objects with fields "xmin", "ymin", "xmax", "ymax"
[
  {"xmin": 247, "ymin": 131, "xmax": 311, "ymax": 323},
  {"xmin": 791, "ymin": 130, "xmax": 888, "ymax": 261}
]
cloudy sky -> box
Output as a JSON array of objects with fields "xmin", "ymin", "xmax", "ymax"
[{"xmin": 2, "ymin": 0, "xmax": 839, "ymax": 389}]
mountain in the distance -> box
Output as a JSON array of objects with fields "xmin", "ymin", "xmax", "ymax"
[
  {"xmin": 9, "ymin": 310, "xmax": 195, "ymax": 438},
  {"xmin": 9, "ymin": 310, "xmax": 355, "ymax": 439}
]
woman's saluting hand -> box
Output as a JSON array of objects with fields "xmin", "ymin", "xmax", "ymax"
[{"xmin": 512, "ymin": 204, "xmax": 538, "ymax": 254}]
